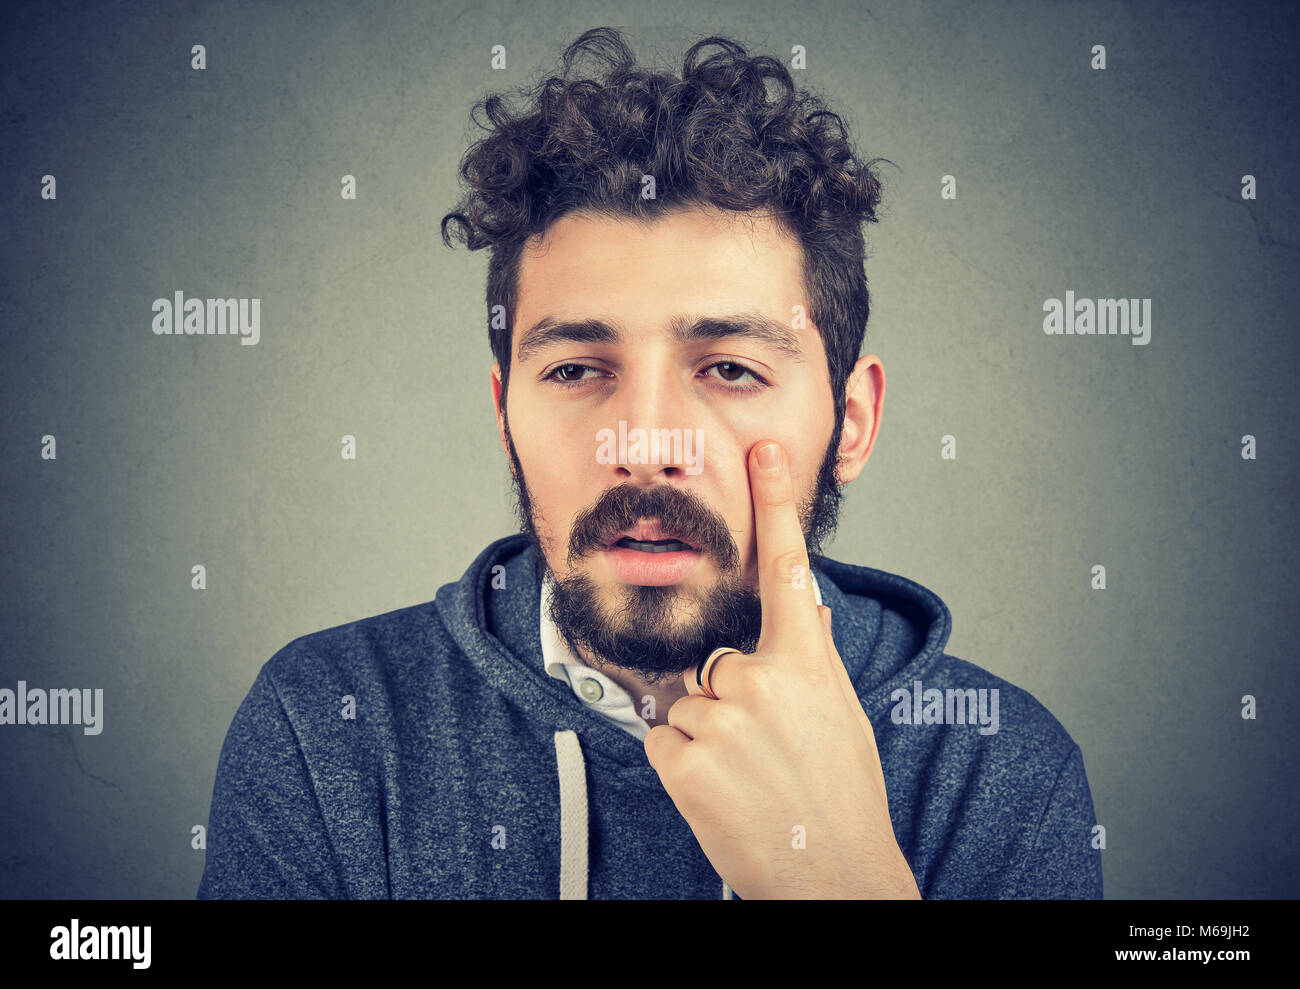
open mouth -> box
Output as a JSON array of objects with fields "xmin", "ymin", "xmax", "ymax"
[
  {"xmin": 600, "ymin": 522, "xmax": 706, "ymax": 585},
  {"xmin": 611, "ymin": 537, "xmax": 697, "ymax": 553}
]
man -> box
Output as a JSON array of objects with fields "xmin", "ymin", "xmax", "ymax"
[{"xmin": 197, "ymin": 28, "xmax": 1101, "ymax": 899}]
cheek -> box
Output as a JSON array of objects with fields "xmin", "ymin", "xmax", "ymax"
[
  {"xmin": 511, "ymin": 386, "xmax": 584, "ymax": 464},
  {"xmin": 521, "ymin": 435, "xmax": 587, "ymax": 512},
  {"xmin": 724, "ymin": 412, "xmax": 827, "ymax": 573},
  {"xmin": 528, "ymin": 429, "xmax": 629, "ymax": 547},
  {"xmin": 757, "ymin": 389, "xmax": 830, "ymax": 489}
]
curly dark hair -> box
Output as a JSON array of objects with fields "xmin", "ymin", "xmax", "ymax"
[{"xmin": 440, "ymin": 26, "xmax": 890, "ymax": 434}]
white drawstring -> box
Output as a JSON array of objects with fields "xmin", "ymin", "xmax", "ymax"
[{"xmin": 554, "ymin": 730, "xmax": 588, "ymax": 899}]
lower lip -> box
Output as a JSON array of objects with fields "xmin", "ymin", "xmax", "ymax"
[{"xmin": 603, "ymin": 544, "xmax": 704, "ymax": 586}]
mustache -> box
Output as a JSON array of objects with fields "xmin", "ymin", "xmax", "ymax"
[{"xmin": 567, "ymin": 483, "xmax": 740, "ymax": 573}]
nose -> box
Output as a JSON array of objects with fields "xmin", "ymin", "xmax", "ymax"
[
  {"xmin": 602, "ymin": 367, "xmax": 702, "ymax": 483},
  {"xmin": 616, "ymin": 447, "xmax": 689, "ymax": 482}
]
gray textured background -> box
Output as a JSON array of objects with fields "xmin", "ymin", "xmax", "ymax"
[{"xmin": 2, "ymin": 0, "xmax": 1297, "ymax": 898}]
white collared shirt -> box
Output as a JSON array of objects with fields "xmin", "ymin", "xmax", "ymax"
[{"xmin": 539, "ymin": 572, "xmax": 823, "ymax": 740}]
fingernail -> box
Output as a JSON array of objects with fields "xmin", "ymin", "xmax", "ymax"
[{"xmin": 757, "ymin": 442, "xmax": 781, "ymax": 472}]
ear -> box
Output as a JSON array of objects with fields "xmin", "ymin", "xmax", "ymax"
[
  {"xmin": 489, "ymin": 362, "xmax": 511, "ymax": 461},
  {"xmin": 834, "ymin": 355, "xmax": 885, "ymax": 484}
]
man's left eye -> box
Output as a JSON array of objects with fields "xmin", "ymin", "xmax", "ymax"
[{"xmin": 705, "ymin": 362, "xmax": 767, "ymax": 388}]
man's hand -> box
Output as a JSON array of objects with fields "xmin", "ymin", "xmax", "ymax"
[{"xmin": 643, "ymin": 439, "xmax": 920, "ymax": 899}]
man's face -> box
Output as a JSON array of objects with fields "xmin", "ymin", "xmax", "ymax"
[{"xmin": 492, "ymin": 206, "xmax": 846, "ymax": 685}]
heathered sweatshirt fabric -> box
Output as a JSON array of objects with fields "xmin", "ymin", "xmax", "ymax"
[{"xmin": 196, "ymin": 533, "xmax": 1103, "ymax": 899}]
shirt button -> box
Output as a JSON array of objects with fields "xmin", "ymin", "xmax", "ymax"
[{"xmin": 579, "ymin": 677, "xmax": 604, "ymax": 702}]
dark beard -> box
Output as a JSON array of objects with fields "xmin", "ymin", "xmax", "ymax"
[
  {"xmin": 501, "ymin": 402, "xmax": 844, "ymax": 684},
  {"xmin": 545, "ymin": 569, "xmax": 763, "ymax": 686}
]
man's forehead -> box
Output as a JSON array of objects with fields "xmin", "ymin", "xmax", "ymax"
[{"xmin": 514, "ymin": 207, "xmax": 809, "ymax": 355}]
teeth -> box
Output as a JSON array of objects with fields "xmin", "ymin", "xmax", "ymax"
[{"xmin": 616, "ymin": 538, "xmax": 692, "ymax": 553}]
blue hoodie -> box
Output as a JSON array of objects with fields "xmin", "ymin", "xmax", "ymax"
[{"xmin": 197, "ymin": 533, "xmax": 1102, "ymax": 899}]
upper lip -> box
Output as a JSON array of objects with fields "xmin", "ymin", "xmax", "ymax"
[{"xmin": 604, "ymin": 520, "xmax": 700, "ymax": 550}]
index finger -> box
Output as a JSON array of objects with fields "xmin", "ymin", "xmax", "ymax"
[{"xmin": 748, "ymin": 439, "xmax": 823, "ymax": 653}]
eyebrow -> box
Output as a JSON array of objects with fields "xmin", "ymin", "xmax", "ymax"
[{"xmin": 515, "ymin": 311, "xmax": 806, "ymax": 366}]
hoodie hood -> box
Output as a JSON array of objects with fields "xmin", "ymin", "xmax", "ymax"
[{"xmin": 433, "ymin": 532, "xmax": 955, "ymax": 899}]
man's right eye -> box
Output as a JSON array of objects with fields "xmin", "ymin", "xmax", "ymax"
[{"xmin": 544, "ymin": 363, "xmax": 604, "ymax": 386}]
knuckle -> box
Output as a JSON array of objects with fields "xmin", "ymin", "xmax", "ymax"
[
  {"xmin": 665, "ymin": 699, "xmax": 690, "ymax": 732},
  {"xmin": 740, "ymin": 659, "xmax": 781, "ymax": 700},
  {"xmin": 770, "ymin": 549, "xmax": 808, "ymax": 586},
  {"xmin": 644, "ymin": 725, "xmax": 681, "ymax": 772},
  {"xmin": 759, "ymin": 480, "xmax": 796, "ymax": 507},
  {"xmin": 644, "ymin": 722, "xmax": 669, "ymax": 750},
  {"xmin": 642, "ymin": 726, "xmax": 665, "ymax": 764},
  {"xmin": 709, "ymin": 700, "xmax": 746, "ymax": 737}
]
